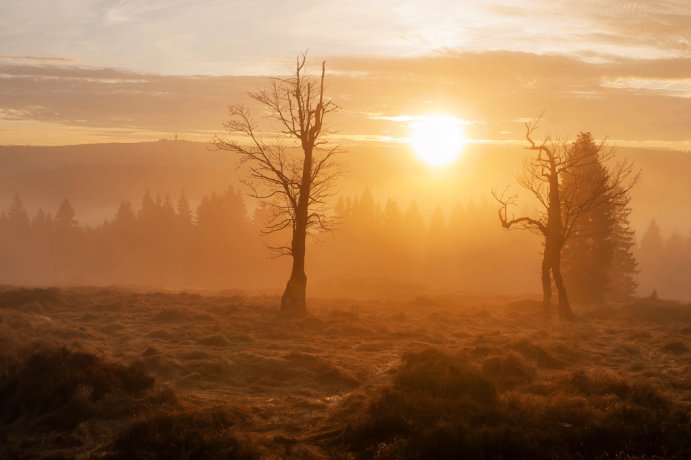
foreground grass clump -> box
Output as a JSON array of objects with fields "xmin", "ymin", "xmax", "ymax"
[
  {"xmin": 0, "ymin": 347, "xmax": 155, "ymax": 431},
  {"xmin": 110, "ymin": 408, "xmax": 258, "ymax": 460},
  {"xmin": 342, "ymin": 347, "xmax": 691, "ymax": 460},
  {"xmin": 0, "ymin": 348, "xmax": 258, "ymax": 459}
]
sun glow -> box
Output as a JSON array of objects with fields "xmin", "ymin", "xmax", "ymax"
[{"xmin": 409, "ymin": 115, "xmax": 466, "ymax": 167}]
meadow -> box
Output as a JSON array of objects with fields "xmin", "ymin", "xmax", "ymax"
[{"xmin": 1, "ymin": 287, "xmax": 690, "ymax": 459}]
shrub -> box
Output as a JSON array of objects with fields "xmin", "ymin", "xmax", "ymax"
[
  {"xmin": 0, "ymin": 348, "xmax": 154, "ymax": 430},
  {"xmin": 481, "ymin": 352, "xmax": 536, "ymax": 388},
  {"xmin": 341, "ymin": 348, "xmax": 691, "ymax": 460},
  {"xmin": 110, "ymin": 408, "xmax": 258, "ymax": 460}
]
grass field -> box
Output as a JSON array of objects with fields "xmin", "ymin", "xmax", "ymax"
[{"xmin": 1, "ymin": 288, "xmax": 690, "ymax": 459}]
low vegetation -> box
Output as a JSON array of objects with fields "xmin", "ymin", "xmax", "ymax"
[
  {"xmin": 342, "ymin": 348, "xmax": 691, "ymax": 459},
  {"xmin": 110, "ymin": 408, "xmax": 257, "ymax": 460},
  {"xmin": 1, "ymin": 288, "xmax": 690, "ymax": 458}
]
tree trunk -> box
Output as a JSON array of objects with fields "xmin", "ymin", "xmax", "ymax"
[
  {"xmin": 281, "ymin": 217, "xmax": 307, "ymax": 315},
  {"xmin": 280, "ymin": 143, "xmax": 313, "ymax": 316},
  {"xmin": 281, "ymin": 256, "xmax": 307, "ymax": 315},
  {"xmin": 541, "ymin": 252, "xmax": 552, "ymax": 314},
  {"xmin": 547, "ymin": 158, "xmax": 573, "ymax": 321},
  {"xmin": 551, "ymin": 250, "xmax": 573, "ymax": 320}
]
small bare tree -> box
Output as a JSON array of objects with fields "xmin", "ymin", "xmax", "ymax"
[
  {"xmin": 493, "ymin": 118, "xmax": 638, "ymax": 320},
  {"xmin": 212, "ymin": 54, "xmax": 341, "ymax": 315}
]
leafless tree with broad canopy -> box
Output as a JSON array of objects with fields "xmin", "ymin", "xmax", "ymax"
[
  {"xmin": 213, "ymin": 53, "xmax": 341, "ymax": 315},
  {"xmin": 493, "ymin": 116, "xmax": 638, "ymax": 320}
]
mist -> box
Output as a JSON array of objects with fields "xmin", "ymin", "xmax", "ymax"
[
  {"xmin": 2, "ymin": 2, "xmax": 691, "ymax": 456},
  {"xmin": 0, "ymin": 140, "xmax": 689, "ymax": 301}
]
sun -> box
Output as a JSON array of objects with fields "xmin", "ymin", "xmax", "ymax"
[{"xmin": 409, "ymin": 115, "xmax": 466, "ymax": 167}]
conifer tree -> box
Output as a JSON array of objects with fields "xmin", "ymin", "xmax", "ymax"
[
  {"xmin": 176, "ymin": 192, "xmax": 193, "ymax": 228},
  {"xmin": 7, "ymin": 193, "xmax": 30, "ymax": 232},
  {"xmin": 494, "ymin": 123, "xmax": 637, "ymax": 319},
  {"xmin": 560, "ymin": 133, "xmax": 615, "ymax": 304},
  {"xmin": 55, "ymin": 198, "xmax": 78, "ymax": 228},
  {"xmin": 607, "ymin": 202, "xmax": 638, "ymax": 301}
]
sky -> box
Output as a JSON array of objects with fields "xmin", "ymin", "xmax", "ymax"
[{"xmin": 0, "ymin": 0, "xmax": 690, "ymax": 146}]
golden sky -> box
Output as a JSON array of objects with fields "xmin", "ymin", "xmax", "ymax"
[{"xmin": 0, "ymin": 0, "xmax": 690, "ymax": 147}]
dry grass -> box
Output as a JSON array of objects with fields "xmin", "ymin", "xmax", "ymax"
[{"xmin": 0, "ymin": 287, "xmax": 690, "ymax": 458}]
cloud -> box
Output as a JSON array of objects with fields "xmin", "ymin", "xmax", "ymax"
[
  {"xmin": 0, "ymin": 55, "xmax": 74, "ymax": 63},
  {"xmin": 0, "ymin": 0, "xmax": 688, "ymax": 75},
  {"xmin": 105, "ymin": 8, "xmax": 130, "ymax": 25},
  {"xmin": 601, "ymin": 77, "xmax": 691, "ymax": 98},
  {"xmin": 588, "ymin": 0, "xmax": 691, "ymax": 55},
  {"xmin": 0, "ymin": 51, "xmax": 689, "ymax": 146}
]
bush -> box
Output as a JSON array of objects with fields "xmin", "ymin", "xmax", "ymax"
[
  {"xmin": 0, "ymin": 287, "xmax": 67, "ymax": 309},
  {"xmin": 0, "ymin": 348, "xmax": 154, "ymax": 430},
  {"xmin": 481, "ymin": 352, "xmax": 536, "ymax": 388},
  {"xmin": 395, "ymin": 348, "xmax": 495, "ymax": 402},
  {"xmin": 110, "ymin": 408, "xmax": 258, "ymax": 460},
  {"xmin": 341, "ymin": 347, "xmax": 691, "ymax": 460},
  {"xmin": 343, "ymin": 348, "xmax": 535, "ymax": 460}
]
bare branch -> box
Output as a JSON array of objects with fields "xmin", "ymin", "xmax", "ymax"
[{"xmin": 212, "ymin": 52, "xmax": 343, "ymax": 258}]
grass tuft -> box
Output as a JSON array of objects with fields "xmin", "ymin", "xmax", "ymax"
[
  {"xmin": 342, "ymin": 347, "xmax": 691, "ymax": 460},
  {"xmin": 109, "ymin": 408, "xmax": 258, "ymax": 460},
  {"xmin": 0, "ymin": 347, "xmax": 154, "ymax": 431}
]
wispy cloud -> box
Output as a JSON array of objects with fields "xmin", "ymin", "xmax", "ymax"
[
  {"xmin": 0, "ymin": 55, "xmax": 74, "ymax": 63},
  {"xmin": 0, "ymin": 51, "xmax": 689, "ymax": 146},
  {"xmin": 601, "ymin": 77, "xmax": 691, "ymax": 98},
  {"xmin": 0, "ymin": 0, "xmax": 688, "ymax": 75}
]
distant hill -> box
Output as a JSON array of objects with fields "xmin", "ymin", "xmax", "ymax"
[
  {"xmin": 0, "ymin": 140, "xmax": 689, "ymax": 232},
  {"xmin": 0, "ymin": 141, "xmax": 241, "ymax": 222}
]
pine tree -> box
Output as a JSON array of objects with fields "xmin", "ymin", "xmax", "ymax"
[
  {"xmin": 55, "ymin": 198, "xmax": 77, "ymax": 228},
  {"xmin": 113, "ymin": 200, "xmax": 137, "ymax": 229},
  {"xmin": 7, "ymin": 193, "xmax": 30, "ymax": 232},
  {"xmin": 176, "ymin": 192, "xmax": 193, "ymax": 228},
  {"xmin": 607, "ymin": 202, "xmax": 638, "ymax": 301},
  {"xmin": 561, "ymin": 132, "xmax": 615, "ymax": 304},
  {"xmin": 32, "ymin": 209, "xmax": 53, "ymax": 233},
  {"xmin": 138, "ymin": 189, "xmax": 157, "ymax": 227}
]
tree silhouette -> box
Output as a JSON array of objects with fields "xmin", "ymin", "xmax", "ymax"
[
  {"xmin": 561, "ymin": 133, "xmax": 616, "ymax": 304},
  {"xmin": 607, "ymin": 199, "xmax": 638, "ymax": 301},
  {"xmin": 55, "ymin": 198, "xmax": 77, "ymax": 228},
  {"xmin": 176, "ymin": 192, "xmax": 194, "ymax": 229},
  {"xmin": 494, "ymin": 120, "xmax": 638, "ymax": 320},
  {"xmin": 113, "ymin": 200, "xmax": 137, "ymax": 230},
  {"xmin": 32, "ymin": 209, "xmax": 53, "ymax": 232},
  {"xmin": 7, "ymin": 193, "xmax": 30, "ymax": 233},
  {"xmin": 213, "ymin": 53, "xmax": 341, "ymax": 315}
]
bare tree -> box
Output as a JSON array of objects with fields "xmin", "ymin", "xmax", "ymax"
[
  {"xmin": 493, "ymin": 118, "xmax": 638, "ymax": 320},
  {"xmin": 212, "ymin": 54, "xmax": 341, "ymax": 315}
]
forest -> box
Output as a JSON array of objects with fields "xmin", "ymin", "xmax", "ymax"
[{"xmin": 0, "ymin": 178, "xmax": 688, "ymax": 300}]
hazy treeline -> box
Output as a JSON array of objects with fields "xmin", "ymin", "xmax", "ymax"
[
  {"xmin": 0, "ymin": 188, "xmax": 687, "ymax": 300},
  {"xmin": 0, "ymin": 187, "xmax": 542, "ymax": 295},
  {"xmin": 0, "ymin": 189, "xmax": 267, "ymax": 289},
  {"xmin": 313, "ymin": 189, "xmax": 542, "ymax": 295}
]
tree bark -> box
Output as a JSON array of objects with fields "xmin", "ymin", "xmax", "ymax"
[
  {"xmin": 281, "ymin": 218, "xmax": 307, "ymax": 315},
  {"xmin": 541, "ymin": 251, "xmax": 552, "ymax": 314},
  {"xmin": 281, "ymin": 257, "xmax": 307, "ymax": 315},
  {"xmin": 280, "ymin": 143, "xmax": 313, "ymax": 316},
  {"xmin": 551, "ymin": 248, "xmax": 573, "ymax": 320}
]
